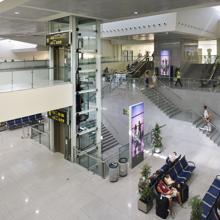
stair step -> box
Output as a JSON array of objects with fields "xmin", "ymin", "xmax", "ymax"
[
  {"xmin": 169, "ymin": 110, "xmax": 181, "ymax": 118},
  {"xmin": 163, "ymin": 106, "xmax": 176, "ymax": 113},
  {"xmin": 193, "ymin": 117, "xmax": 203, "ymax": 124},
  {"xmin": 102, "ymin": 143, "xmax": 119, "ymax": 153},
  {"xmin": 208, "ymin": 129, "xmax": 218, "ymax": 138},
  {"xmin": 102, "ymin": 136, "xmax": 116, "ymax": 144},
  {"xmin": 196, "ymin": 121, "xmax": 204, "ymax": 128},
  {"xmin": 210, "ymin": 131, "xmax": 220, "ymax": 140},
  {"xmin": 165, "ymin": 107, "xmax": 179, "ymax": 114},
  {"xmin": 102, "ymin": 141, "xmax": 118, "ymax": 149}
]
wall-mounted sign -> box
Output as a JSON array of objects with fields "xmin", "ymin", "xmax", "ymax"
[
  {"xmin": 129, "ymin": 102, "xmax": 144, "ymax": 169},
  {"xmin": 46, "ymin": 32, "xmax": 70, "ymax": 46},
  {"xmin": 48, "ymin": 109, "xmax": 68, "ymax": 124}
]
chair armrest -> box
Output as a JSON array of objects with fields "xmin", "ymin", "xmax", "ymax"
[
  {"xmin": 188, "ymin": 161, "xmax": 195, "ymax": 168},
  {"xmin": 216, "ymin": 175, "xmax": 220, "ymax": 180}
]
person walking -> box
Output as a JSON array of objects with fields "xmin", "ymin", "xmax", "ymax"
[
  {"xmin": 175, "ymin": 68, "xmax": 183, "ymax": 87},
  {"xmin": 145, "ymin": 71, "xmax": 149, "ymax": 88},
  {"xmin": 152, "ymin": 72, "xmax": 157, "ymax": 88}
]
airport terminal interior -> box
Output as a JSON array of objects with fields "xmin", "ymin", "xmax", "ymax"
[{"xmin": 2, "ymin": 0, "xmax": 220, "ymax": 220}]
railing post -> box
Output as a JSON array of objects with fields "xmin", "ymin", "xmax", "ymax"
[
  {"xmin": 11, "ymin": 71, "xmax": 13, "ymax": 90},
  {"xmin": 31, "ymin": 69, "xmax": 34, "ymax": 88}
]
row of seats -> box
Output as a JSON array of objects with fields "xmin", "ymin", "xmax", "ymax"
[
  {"xmin": 201, "ymin": 175, "xmax": 220, "ymax": 220},
  {"xmin": 7, "ymin": 114, "xmax": 44, "ymax": 130},
  {"xmin": 168, "ymin": 156, "xmax": 196, "ymax": 183}
]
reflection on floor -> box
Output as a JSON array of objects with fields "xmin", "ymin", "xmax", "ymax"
[{"xmin": 0, "ymin": 86, "xmax": 220, "ymax": 220}]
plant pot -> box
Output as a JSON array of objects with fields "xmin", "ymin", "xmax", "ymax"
[
  {"xmin": 138, "ymin": 199, "xmax": 153, "ymax": 213},
  {"xmin": 154, "ymin": 147, "xmax": 162, "ymax": 154}
]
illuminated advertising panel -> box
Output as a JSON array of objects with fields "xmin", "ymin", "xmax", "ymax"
[
  {"xmin": 129, "ymin": 102, "xmax": 144, "ymax": 168},
  {"xmin": 160, "ymin": 50, "xmax": 170, "ymax": 76}
]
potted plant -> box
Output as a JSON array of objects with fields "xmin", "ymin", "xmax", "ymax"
[
  {"xmin": 138, "ymin": 164, "xmax": 151, "ymax": 193},
  {"xmin": 138, "ymin": 184, "xmax": 154, "ymax": 213},
  {"xmin": 152, "ymin": 123, "xmax": 163, "ymax": 153},
  {"xmin": 189, "ymin": 196, "xmax": 203, "ymax": 220},
  {"xmin": 141, "ymin": 163, "xmax": 151, "ymax": 179}
]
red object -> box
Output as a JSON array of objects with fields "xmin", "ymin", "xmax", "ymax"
[{"xmin": 157, "ymin": 180, "xmax": 170, "ymax": 194}]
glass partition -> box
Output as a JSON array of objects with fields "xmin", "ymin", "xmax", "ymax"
[{"xmin": 0, "ymin": 67, "xmax": 70, "ymax": 92}]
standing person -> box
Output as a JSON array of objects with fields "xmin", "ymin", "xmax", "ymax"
[
  {"xmin": 145, "ymin": 51, "xmax": 150, "ymax": 62},
  {"xmin": 202, "ymin": 105, "xmax": 212, "ymax": 132},
  {"xmin": 152, "ymin": 72, "xmax": 157, "ymax": 88},
  {"xmin": 175, "ymin": 68, "xmax": 183, "ymax": 87},
  {"xmin": 145, "ymin": 71, "xmax": 149, "ymax": 88}
]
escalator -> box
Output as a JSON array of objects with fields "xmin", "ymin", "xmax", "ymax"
[{"xmin": 127, "ymin": 55, "xmax": 154, "ymax": 78}]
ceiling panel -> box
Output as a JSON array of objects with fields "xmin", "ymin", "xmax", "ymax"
[
  {"xmin": 24, "ymin": 0, "xmax": 220, "ymax": 20},
  {"xmin": 0, "ymin": 17, "xmax": 46, "ymax": 36},
  {"xmin": 0, "ymin": 6, "xmax": 57, "ymax": 20}
]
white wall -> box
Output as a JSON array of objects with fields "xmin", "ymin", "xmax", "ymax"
[
  {"xmin": 101, "ymin": 39, "xmax": 115, "ymax": 58},
  {"xmin": 198, "ymin": 40, "xmax": 217, "ymax": 56},
  {"xmin": 0, "ymin": 39, "xmax": 48, "ymax": 61},
  {"xmin": 0, "ymin": 83, "xmax": 73, "ymax": 122},
  {"xmin": 122, "ymin": 43, "xmax": 154, "ymax": 57}
]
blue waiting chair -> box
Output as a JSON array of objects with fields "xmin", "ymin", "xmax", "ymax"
[
  {"xmin": 179, "ymin": 156, "xmax": 196, "ymax": 173},
  {"xmin": 28, "ymin": 115, "xmax": 37, "ymax": 124},
  {"xmin": 201, "ymin": 175, "xmax": 220, "ymax": 220},
  {"xmin": 7, "ymin": 120, "xmax": 16, "ymax": 130},
  {"xmin": 15, "ymin": 118, "xmax": 23, "ymax": 128},
  {"xmin": 22, "ymin": 117, "xmax": 30, "ymax": 126},
  {"xmin": 36, "ymin": 113, "xmax": 43, "ymax": 121}
]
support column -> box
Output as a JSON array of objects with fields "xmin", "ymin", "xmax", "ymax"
[
  {"xmin": 96, "ymin": 21, "xmax": 102, "ymax": 159},
  {"xmin": 48, "ymin": 21, "xmax": 55, "ymax": 152},
  {"xmin": 70, "ymin": 16, "xmax": 77, "ymax": 162},
  {"xmin": 217, "ymin": 39, "xmax": 220, "ymax": 57}
]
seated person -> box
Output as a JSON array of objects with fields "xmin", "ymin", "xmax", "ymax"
[
  {"xmin": 164, "ymin": 174, "xmax": 181, "ymax": 189},
  {"xmin": 167, "ymin": 152, "xmax": 179, "ymax": 165},
  {"xmin": 164, "ymin": 174, "xmax": 175, "ymax": 187},
  {"xmin": 148, "ymin": 170, "xmax": 162, "ymax": 186},
  {"xmin": 157, "ymin": 180, "xmax": 182, "ymax": 215}
]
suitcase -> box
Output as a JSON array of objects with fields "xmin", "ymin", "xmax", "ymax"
[
  {"xmin": 156, "ymin": 195, "xmax": 169, "ymax": 219},
  {"xmin": 180, "ymin": 183, "xmax": 189, "ymax": 203}
]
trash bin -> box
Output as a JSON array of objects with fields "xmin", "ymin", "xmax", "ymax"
[
  {"xmin": 109, "ymin": 162, "xmax": 119, "ymax": 182},
  {"xmin": 119, "ymin": 158, "xmax": 128, "ymax": 177}
]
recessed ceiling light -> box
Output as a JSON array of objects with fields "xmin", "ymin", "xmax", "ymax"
[
  {"xmin": 0, "ymin": 0, "xmax": 5, "ymax": 3},
  {"xmin": 134, "ymin": 11, "xmax": 138, "ymax": 15},
  {"xmin": 14, "ymin": 11, "xmax": 20, "ymax": 15}
]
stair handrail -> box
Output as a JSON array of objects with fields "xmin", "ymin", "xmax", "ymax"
[
  {"xmin": 127, "ymin": 55, "xmax": 148, "ymax": 75},
  {"xmin": 157, "ymin": 80, "xmax": 219, "ymax": 131},
  {"xmin": 102, "ymin": 113, "xmax": 120, "ymax": 135},
  {"xmin": 158, "ymin": 78, "xmax": 183, "ymax": 100},
  {"xmin": 209, "ymin": 55, "xmax": 219, "ymax": 81}
]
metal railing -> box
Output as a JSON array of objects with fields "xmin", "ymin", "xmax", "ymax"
[
  {"xmin": 158, "ymin": 76, "xmax": 220, "ymax": 93},
  {"xmin": 183, "ymin": 55, "xmax": 217, "ymax": 64},
  {"xmin": 75, "ymin": 124, "xmax": 166, "ymax": 179}
]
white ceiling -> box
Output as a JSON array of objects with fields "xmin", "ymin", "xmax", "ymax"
[{"xmin": 0, "ymin": 0, "xmax": 220, "ymax": 45}]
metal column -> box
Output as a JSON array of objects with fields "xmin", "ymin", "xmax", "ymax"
[
  {"xmin": 96, "ymin": 21, "xmax": 102, "ymax": 158},
  {"xmin": 69, "ymin": 16, "xmax": 77, "ymax": 162}
]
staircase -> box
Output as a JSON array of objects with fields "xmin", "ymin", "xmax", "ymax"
[
  {"xmin": 101, "ymin": 124, "xmax": 119, "ymax": 153},
  {"xmin": 80, "ymin": 120, "xmax": 119, "ymax": 153},
  {"xmin": 193, "ymin": 117, "xmax": 220, "ymax": 146},
  {"xmin": 213, "ymin": 64, "xmax": 220, "ymax": 80},
  {"xmin": 142, "ymin": 88, "xmax": 181, "ymax": 118}
]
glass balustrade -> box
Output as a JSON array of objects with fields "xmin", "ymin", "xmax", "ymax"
[{"xmin": 0, "ymin": 67, "xmax": 70, "ymax": 92}]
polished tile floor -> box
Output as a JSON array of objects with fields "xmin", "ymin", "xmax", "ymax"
[{"xmin": 0, "ymin": 86, "xmax": 220, "ymax": 220}]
